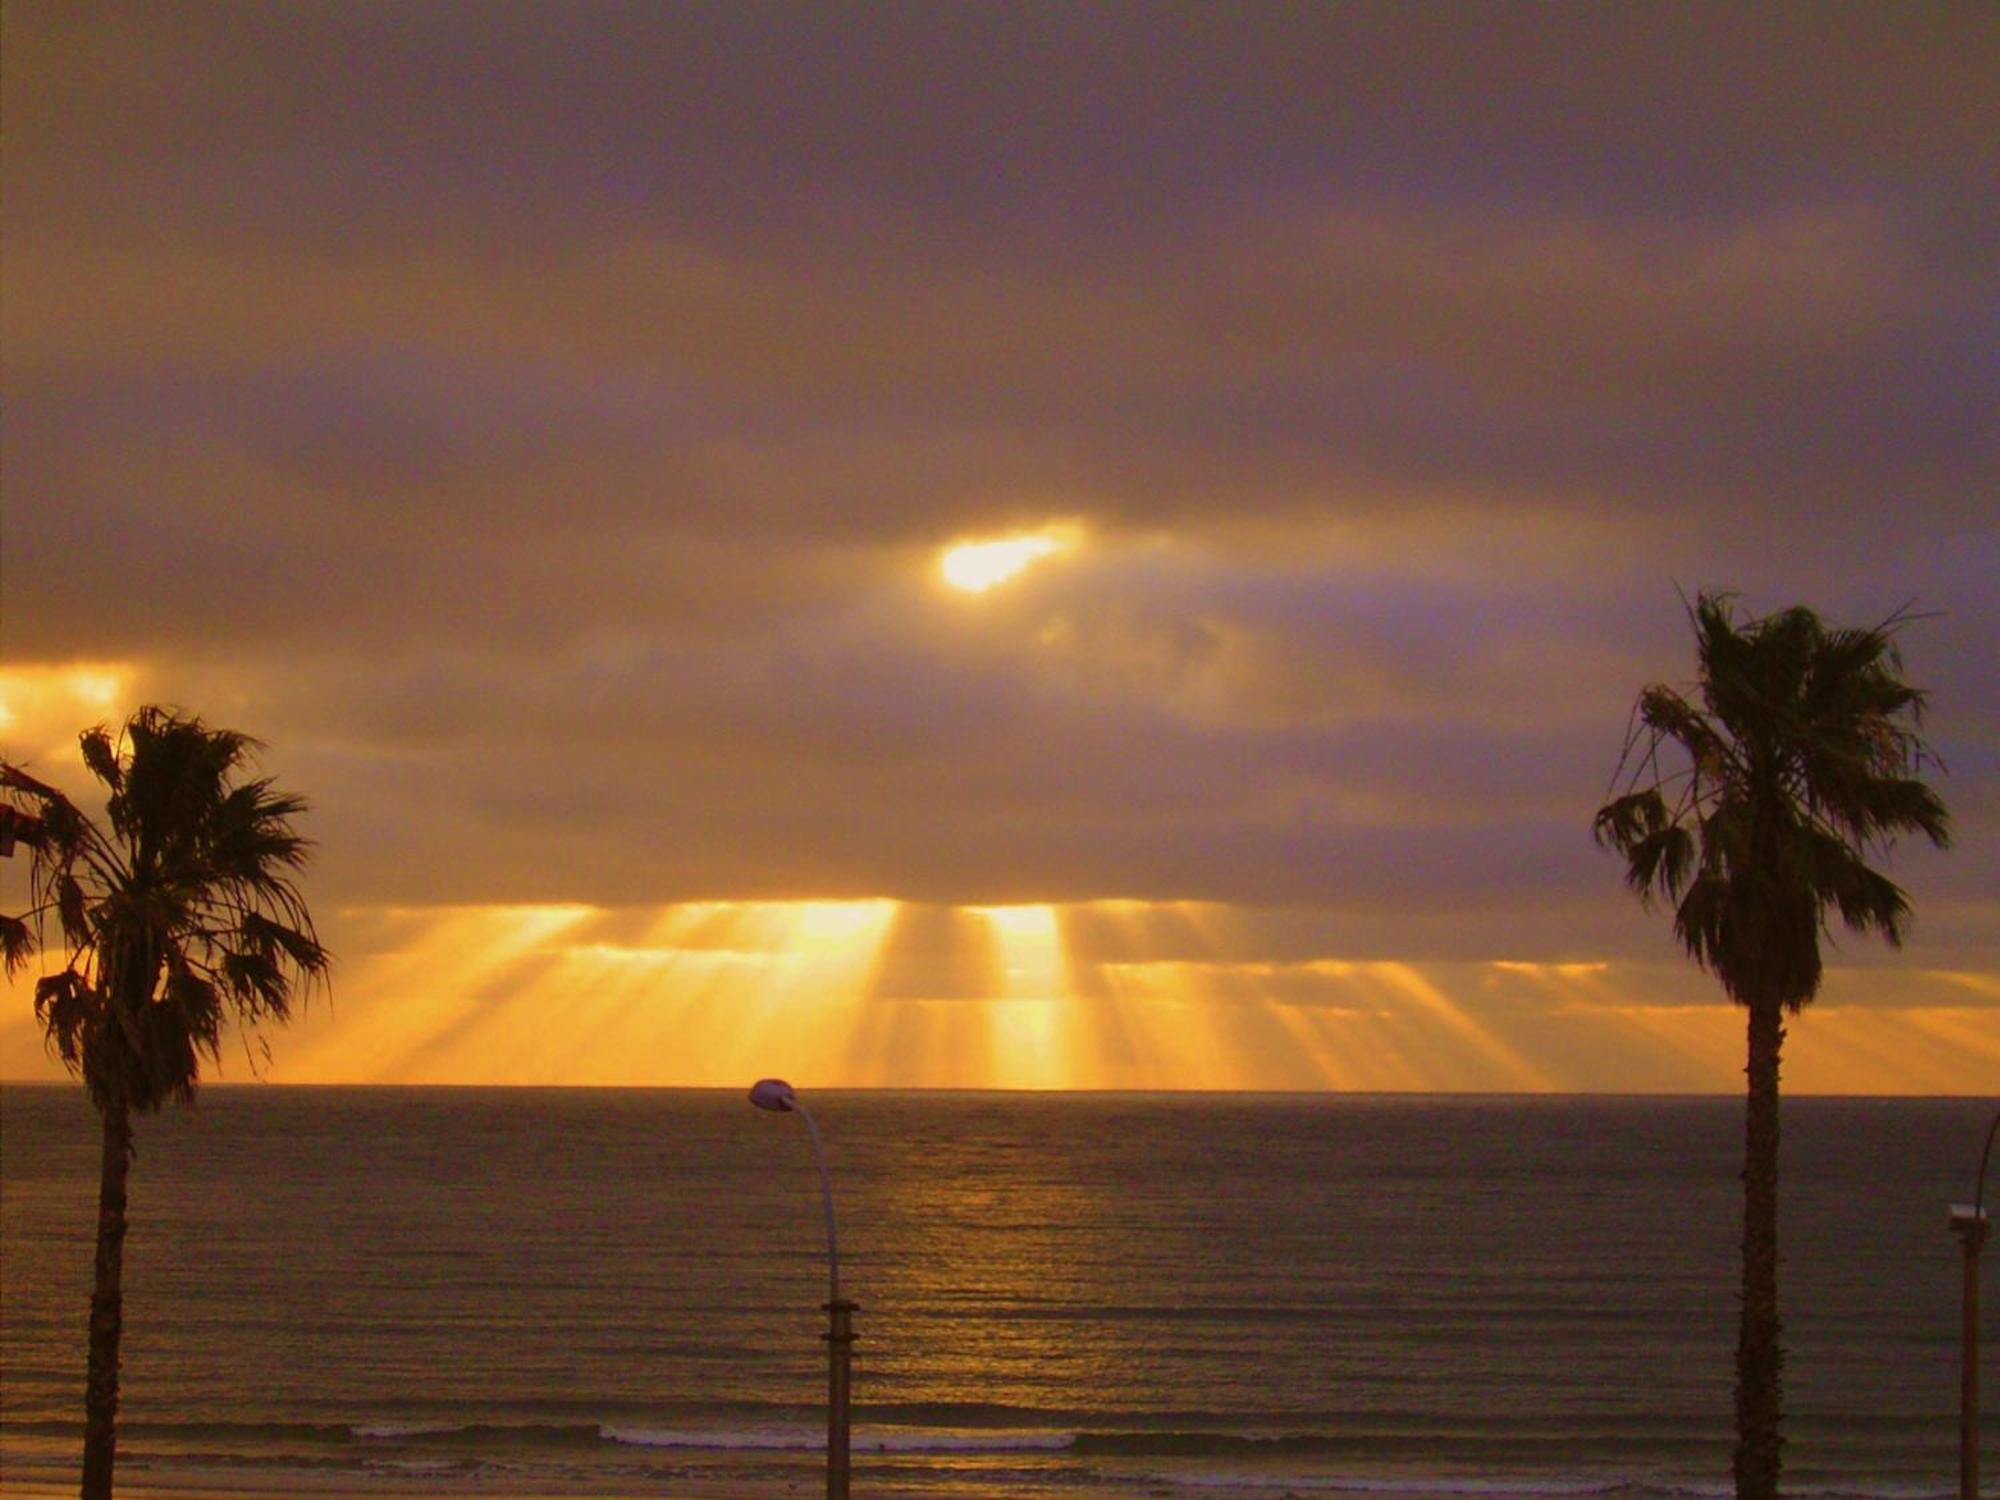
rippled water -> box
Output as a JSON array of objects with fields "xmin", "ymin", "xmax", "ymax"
[{"xmin": 0, "ymin": 1086, "xmax": 1990, "ymax": 1497}]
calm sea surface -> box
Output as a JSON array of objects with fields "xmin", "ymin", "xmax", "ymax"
[{"xmin": 0, "ymin": 1087, "xmax": 1992, "ymax": 1499}]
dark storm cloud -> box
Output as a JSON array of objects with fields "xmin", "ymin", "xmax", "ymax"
[{"xmin": 2, "ymin": 1, "xmax": 1992, "ymax": 961}]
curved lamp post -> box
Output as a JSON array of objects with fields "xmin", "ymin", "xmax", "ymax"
[
  {"xmin": 1950, "ymin": 1109, "xmax": 1998, "ymax": 1500},
  {"xmin": 750, "ymin": 1079, "xmax": 855, "ymax": 1500}
]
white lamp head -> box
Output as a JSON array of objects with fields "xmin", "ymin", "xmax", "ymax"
[{"xmin": 749, "ymin": 1078, "xmax": 797, "ymax": 1113}]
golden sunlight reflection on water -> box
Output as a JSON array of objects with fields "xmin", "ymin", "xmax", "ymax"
[{"xmin": 856, "ymin": 1112, "xmax": 1159, "ymax": 1409}]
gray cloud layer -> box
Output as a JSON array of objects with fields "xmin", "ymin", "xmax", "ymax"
[{"xmin": 3, "ymin": 3, "xmax": 1992, "ymax": 966}]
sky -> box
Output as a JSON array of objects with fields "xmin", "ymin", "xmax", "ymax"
[{"xmin": 1, "ymin": 2, "xmax": 1995, "ymax": 1093}]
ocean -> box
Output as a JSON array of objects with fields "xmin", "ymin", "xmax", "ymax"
[{"xmin": 0, "ymin": 1087, "xmax": 1991, "ymax": 1499}]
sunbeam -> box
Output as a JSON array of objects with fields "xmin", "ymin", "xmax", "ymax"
[{"xmin": 7, "ymin": 900, "xmax": 1991, "ymax": 1093}]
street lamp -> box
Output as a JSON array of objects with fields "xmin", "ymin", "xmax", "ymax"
[
  {"xmin": 1949, "ymin": 1108, "xmax": 1998, "ymax": 1500},
  {"xmin": 749, "ymin": 1078, "xmax": 856, "ymax": 1500}
]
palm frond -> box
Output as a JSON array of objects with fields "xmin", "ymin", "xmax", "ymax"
[
  {"xmin": 7, "ymin": 707, "xmax": 326, "ymax": 1118},
  {"xmin": 1592, "ymin": 789, "xmax": 1666, "ymax": 852},
  {"xmin": 0, "ymin": 914, "xmax": 36, "ymax": 975},
  {"xmin": 239, "ymin": 909, "xmax": 331, "ymax": 976},
  {"xmin": 0, "ymin": 763, "xmax": 66, "ymax": 801},
  {"xmin": 55, "ymin": 875, "xmax": 93, "ymax": 949},
  {"xmin": 131, "ymin": 998, "xmax": 206, "ymax": 1108},
  {"xmin": 1670, "ymin": 870, "xmax": 1727, "ymax": 975},
  {"xmin": 1631, "ymin": 825, "xmax": 1695, "ymax": 903},
  {"xmin": 1598, "ymin": 591, "xmax": 1948, "ymax": 1013},
  {"xmin": 220, "ymin": 948, "xmax": 294, "ymax": 1023},
  {"xmin": 79, "ymin": 728, "xmax": 123, "ymax": 792},
  {"xmin": 33, "ymin": 970, "xmax": 98, "ymax": 1074},
  {"xmin": 162, "ymin": 963, "xmax": 226, "ymax": 1062},
  {"xmin": 1840, "ymin": 774, "xmax": 1951, "ymax": 851},
  {"xmin": 1636, "ymin": 686, "xmax": 1727, "ymax": 769},
  {"xmin": 1800, "ymin": 825, "xmax": 1914, "ymax": 945},
  {"xmin": 1591, "ymin": 790, "xmax": 1698, "ymax": 905}
]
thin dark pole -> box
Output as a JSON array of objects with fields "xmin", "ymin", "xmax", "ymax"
[
  {"xmin": 1959, "ymin": 1220, "xmax": 1986, "ymax": 1500},
  {"xmin": 795, "ymin": 1103, "xmax": 840, "ymax": 1302},
  {"xmin": 750, "ymin": 1081, "xmax": 858, "ymax": 1500},
  {"xmin": 1954, "ymin": 1110, "xmax": 1998, "ymax": 1500},
  {"xmin": 791, "ymin": 1097, "xmax": 854, "ymax": 1500},
  {"xmin": 825, "ymin": 1296, "xmax": 856, "ymax": 1500}
]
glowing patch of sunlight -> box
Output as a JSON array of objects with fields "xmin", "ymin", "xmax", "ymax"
[
  {"xmin": 1787, "ymin": 1005, "xmax": 2000, "ymax": 1095},
  {"xmin": 1090, "ymin": 957, "xmax": 1416, "ymax": 1090},
  {"xmin": 1927, "ymin": 970, "xmax": 2000, "ymax": 1002},
  {"xmin": 1057, "ymin": 903, "xmax": 1228, "ymax": 1088},
  {"xmin": 974, "ymin": 905, "xmax": 1068, "ymax": 999},
  {"xmin": 266, "ymin": 900, "xmax": 898, "ymax": 1087},
  {"xmin": 15, "ymin": 887, "xmax": 1996, "ymax": 1094},
  {"xmin": 1263, "ymin": 999, "xmax": 1418, "ymax": 1093},
  {"xmin": 635, "ymin": 899, "xmax": 894, "ymax": 961},
  {"xmin": 1301, "ymin": 961, "xmax": 1549, "ymax": 1091},
  {"xmin": 457, "ymin": 899, "xmax": 900, "ymax": 1088},
  {"xmin": 1480, "ymin": 957, "xmax": 1739, "ymax": 1090},
  {"xmin": 1065, "ymin": 898, "xmax": 1234, "ymax": 968},
  {"xmin": 970, "ymin": 905, "xmax": 1079, "ymax": 1089},
  {"xmin": 1087, "ymin": 957, "xmax": 1556, "ymax": 1092},
  {"xmin": 272, "ymin": 905, "xmax": 595, "ymax": 1081},
  {"xmin": 0, "ymin": 662, "xmax": 140, "ymax": 761},
  {"xmin": 790, "ymin": 899, "xmax": 900, "ymax": 956},
  {"xmin": 1495, "ymin": 962, "xmax": 2000, "ymax": 1094},
  {"xmin": 938, "ymin": 523, "xmax": 1080, "ymax": 593},
  {"xmin": 1555, "ymin": 1002, "xmax": 1742, "ymax": 1091}
]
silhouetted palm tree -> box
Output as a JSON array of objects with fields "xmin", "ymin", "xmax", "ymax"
[
  {"xmin": 2, "ymin": 708, "xmax": 329, "ymax": 1500},
  {"xmin": 1594, "ymin": 595, "xmax": 1949, "ymax": 1500}
]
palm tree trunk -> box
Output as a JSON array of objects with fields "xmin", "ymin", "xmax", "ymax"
[
  {"xmin": 80, "ymin": 1099, "xmax": 132, "ymax": 1500},
  {"xmin": 1733, "ymin": 999, "xmax": 1785, "ymax": 1500}
]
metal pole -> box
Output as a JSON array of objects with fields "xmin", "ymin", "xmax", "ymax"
[
  {"xmin": 749, "ymin": 1082, "xmax": 858, "ymax": 1500},
  {"xmin": 1958, "ymin": 1215, "xmax": 1986, "ymax": 1500},
  {"xmin": 1954, "ymin": 1109, "xmax": 1998, "ymax": 1500},
  {"xmin": 788, "ymin": 1095, "xmax": 854, "ymax": 1500},
  {"xmin": 825, "ymin": 1295, "xmax": 856, "ymax": 1500},
  {"xmin": 794, "ymin": 1101, "xmax": 840, "ymax": 1302}
]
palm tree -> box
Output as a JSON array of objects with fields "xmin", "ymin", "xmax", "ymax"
[
  {"xmin": 1593, "ymin": 595, "xmax": 1949, "ymax": 1500},
  {"xmin": 1, "ymin": 707, "xmax": 329, "ymax": 1500}
]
